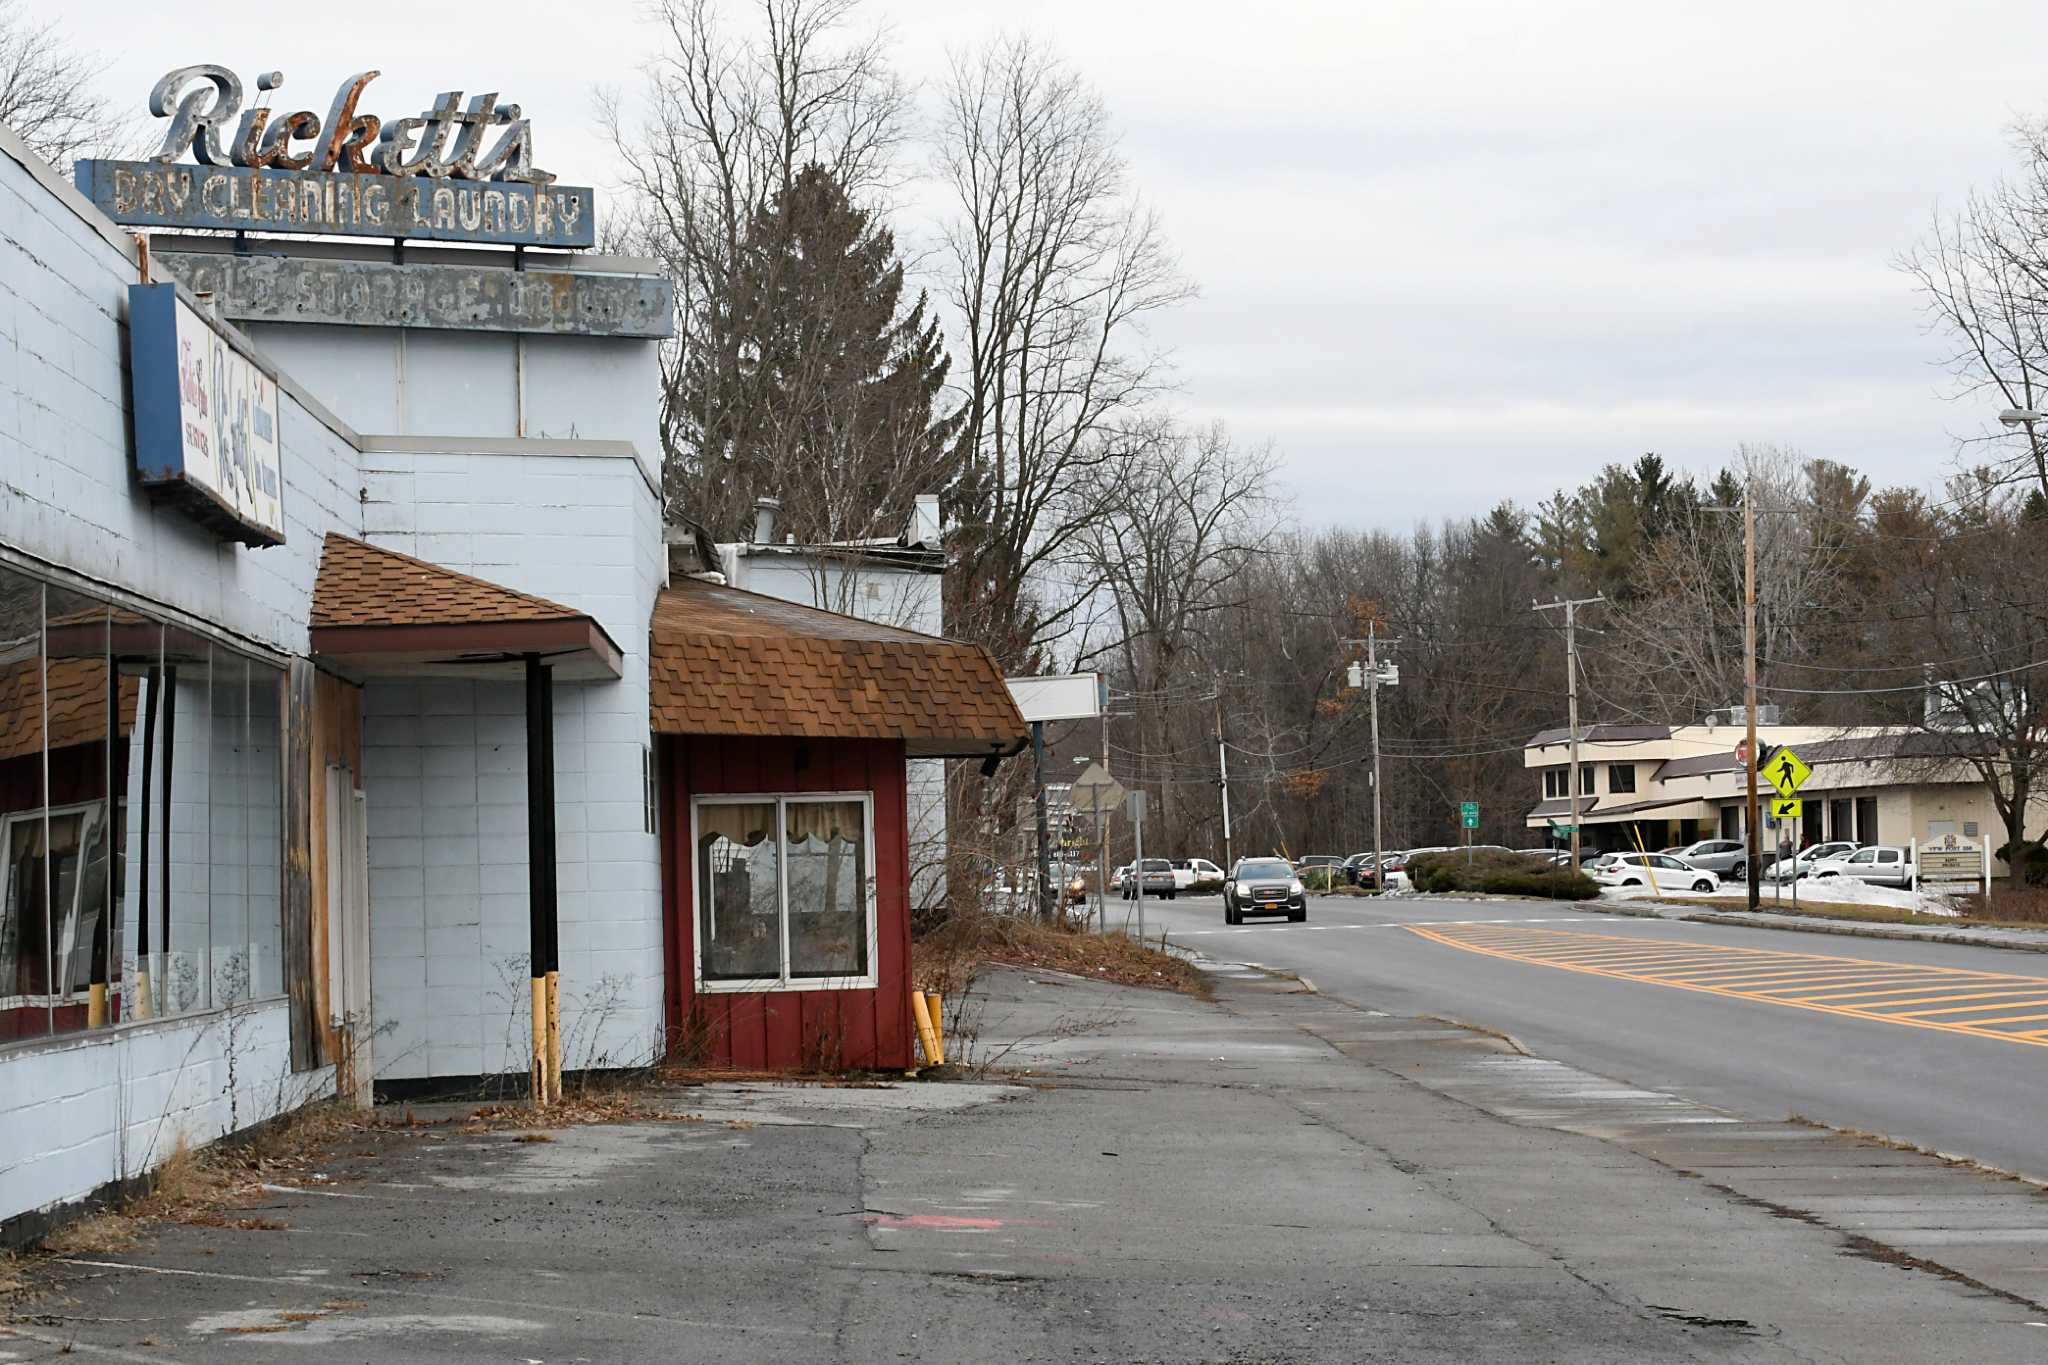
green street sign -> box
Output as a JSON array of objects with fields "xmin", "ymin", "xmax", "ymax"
[{"xmin": 1460, "ymin": 801, "xmax": 1480, "ymax": 829}]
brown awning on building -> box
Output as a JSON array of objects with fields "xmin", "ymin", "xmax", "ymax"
[
  {"xmin": 311, "ymin": 534, "xmax": 622, "ymax": 680},
  {"xmin": 649, "ymin": 577, "xmax": 1029, "ymax": 759}
]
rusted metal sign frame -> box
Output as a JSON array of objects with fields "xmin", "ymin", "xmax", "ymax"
[
  {"xmin": 157, "ymin": 252, "xmax": 674, "ymax": 338},
  {"xmin": 77, "ymin": 160, "xmax": 596, "ymax": 249}
]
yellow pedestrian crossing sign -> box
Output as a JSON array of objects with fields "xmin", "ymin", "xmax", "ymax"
[
  {"xmin": 1763, "ymin": 746, "xmax": 1811, "ymax": 798},
  {"xmin": 1770, "ymin": 797, "xmax": 1802, "ymax": 821}
]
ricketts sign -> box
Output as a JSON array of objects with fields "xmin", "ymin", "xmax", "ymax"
[{"xmin": 75, "ymin": 67, "xmax": 595, "ymax": 248}]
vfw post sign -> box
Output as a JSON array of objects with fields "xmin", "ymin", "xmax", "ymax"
[{"xmin": 128, "ymin": 283, "xmax": 285, "ymax": 546}]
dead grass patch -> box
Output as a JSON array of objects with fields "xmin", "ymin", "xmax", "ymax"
[{"xmin": 914, "ymin": 910, "xmax": 1208, "ymax": 999}]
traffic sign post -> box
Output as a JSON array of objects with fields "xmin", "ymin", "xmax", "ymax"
[
  {"xmin": 1127, "ymin": 790, "xmax": 1148, "ymax": 941},
  {"xmin": 1764, "ymin": 747, "xmax": 1811, "ymax": 799},
  {"xmin": 1071, "ymin": 763, "xmax": 1127, "ymax": 934}
]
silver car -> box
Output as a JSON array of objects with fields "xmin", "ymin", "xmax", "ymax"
[
  {"xmin": 1223, "ymin": 857, "xmax": 1306, "ymax": 924},
  {"xmin": 1675, "ymin": 839, "xmax": 1748, "ymax": 881},
  {"xmin": 1766, "ymin": 841, "xmax": 1857, "ymax": 883}
]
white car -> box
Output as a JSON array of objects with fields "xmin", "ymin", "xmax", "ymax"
[
  {"xmin": 1765, "ymin": 841, "xmax": 1857, "ymax": 882},
  {"xmin": 1592, "ymin": 852, "xmax": 1719, "ymax": 893},
  {"xmin": 1805, "ymin": 845, "xmax": 1916, "ymax": 889},
  {"xmin": 1173, "ymin": 858, "xmax": 1225, "ymax": 889}
]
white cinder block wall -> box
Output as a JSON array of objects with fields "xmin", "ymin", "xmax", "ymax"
[
  {"xmin": 0, "ymin": 125, "xmax": 353, "ymax": 1231},
  {"xmin": 358, "ymin": 445, "xmax": 665, "ymax": 1081}
]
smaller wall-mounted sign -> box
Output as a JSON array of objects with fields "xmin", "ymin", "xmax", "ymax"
[
  {"xmin": 76, "ymin": 67, "xmax": 595, "ymax": 249},
  {"xmin": 128, "ymin": 282, "xmax": 286, "ymax": 547}
]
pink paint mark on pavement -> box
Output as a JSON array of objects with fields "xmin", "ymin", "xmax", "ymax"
[{"xmin": 865, "ymin": 1213, "xmax": 1048, "ymax": 1230}]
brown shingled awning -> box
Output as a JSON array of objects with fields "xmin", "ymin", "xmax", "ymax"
[
  {"xmin": 649, "ymin": 578, "xmax": 1028, "ymax": 759},
  {"xmin": 311, "ymin": 534, "xmax": 623, "ymax": 680}
]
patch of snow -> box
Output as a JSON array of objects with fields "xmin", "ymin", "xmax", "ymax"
[{"xmin": 1600, "ymin": 880, "xmax": 1960, "ymax": 916}]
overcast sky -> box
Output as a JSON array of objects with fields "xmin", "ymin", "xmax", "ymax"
[{"xmin": 60, "ymin": 0, "xmax": 2048, "ymax": 526}]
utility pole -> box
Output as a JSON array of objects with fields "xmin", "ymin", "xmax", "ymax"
[
  {"xmin": 1031, "ymin": 721, "xmax": 1053, "ymax": 922},
  {"xmin": 1214, "ymin": 689, "xmax": 1233, "ymax": 869},
  {"xmin": 1367, "ymin": 622, "xmax": 1386, "ymax": 893},
  {"xmin": 1533, "ymin": 595, "xmax": 1605, "ymax": 874},
  {"xmin": 1342, "ymin": 624, "xmax": 1399, "ymax": 892},
  {"xmin": 1743, "ymin": 479, "xmax": 1761, "ymax": 912}
]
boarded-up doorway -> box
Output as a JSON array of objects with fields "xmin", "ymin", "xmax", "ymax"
[{"xmin": 324, "ymin": 765, "xmax": 371, "ymax": 1106}]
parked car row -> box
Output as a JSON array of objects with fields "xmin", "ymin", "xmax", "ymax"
[
  {"xmin": 1588, "ymin": 840, "xmax": 1917, "ymax": 891},
  {"xmin": 1110, "ymin": 857, "xmax": 1226, "ymax": 899}
]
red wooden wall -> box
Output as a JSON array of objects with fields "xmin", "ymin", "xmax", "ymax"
[{"xmin": 660, "ymin": 734, "xmax": 915, "ymax": 1070}]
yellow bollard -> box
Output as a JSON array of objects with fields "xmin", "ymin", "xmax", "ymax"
[
  {"xmin": 546, "ymin": 970, "xmax": 563, "ymax": 1103},
  {"xmin": 910, "ymin": 988, "xmax": 942, "ymax": 1068},
  {"xmin": 925, "ymin": 992, "xmax": 945, "ymax": 1066},
  {"xmin": 531, "ymin": 976, "xmax": 548, "ymax": 1107}
]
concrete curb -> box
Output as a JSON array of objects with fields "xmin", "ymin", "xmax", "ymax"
[{"xmin": 1682, "ymin": 912, "xmax": 2048, "ymax": 955}]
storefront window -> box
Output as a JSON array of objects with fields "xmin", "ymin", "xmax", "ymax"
[
  {"xmin": 0, "ymin": 564, "xmax": 53, "ymax": 1043},
  {"xmin": 697, "ymin": 801, "xmax": 780, "ymax": 981},
  {"xmin": 785, "ymin": 800, "xmax": 867, "ymax": 979},
  {"xmin": 0, "ymin": 559, "xmax": 291, "ymax": 1040},
  {"xmin": 696, "ymin": 795, "xmax": 873, "ymax": 988}
]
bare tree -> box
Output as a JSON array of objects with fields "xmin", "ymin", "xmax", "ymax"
[
  {"xmin": 1075, "ymin": 420, "xmax": 1279, "ymax": 850},
  {"xmin": 1901, "ymin": 143, "xmax": 2048, "ymax": 502},
  {"xmin": 935, "ymin": 34, "xmax": 1194, "ymax": 670},
  {"xmin": 1602, "ymin": 445, "xmax": 1853, "ymax": 720},
  {"xmin": 0, "ymin": 0, "xmax": 128, "ymax": 173},
  {"xmin": 600, "ymin": 0, "xmax": 911, "ymax": 525},
  {"xmin": 1864, "ymin": 478, "xmax": 2048, "ymax": 871}
]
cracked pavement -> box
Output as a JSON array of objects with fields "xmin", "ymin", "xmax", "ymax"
[{"xmin": 6, "ymin": 963, "xmax": 2045, "ymax": 1362}]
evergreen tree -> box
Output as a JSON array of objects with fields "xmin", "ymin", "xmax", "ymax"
[{"xmin": 675, "ymin": 163, "xmax": 960, "ymax": 545}]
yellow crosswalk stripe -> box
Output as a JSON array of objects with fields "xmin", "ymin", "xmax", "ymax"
[{"xmin": 1403, "ymin": 922, "xmax": 2048, "ymax": 1049}]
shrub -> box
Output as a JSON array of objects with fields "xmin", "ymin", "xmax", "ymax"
[
  {"xmin": 1189, "ymin": 878, "xmax": 1225, "ymax": 895},
  {"xmin": 1407, "ymin": 850, "xmax": 1599, "ymax": 900},
  {"xmin": 1997, "ymin": 840, "xmax": 2048, "ymax": 886},
  {"xmin": 1297, "ymin": 865, "xmax": 1340, "ymax": 893}
]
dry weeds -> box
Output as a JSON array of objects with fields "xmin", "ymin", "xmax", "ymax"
[{"xmin": 915, "ymin": 910, "xmax": 1208, "ymax": 999}]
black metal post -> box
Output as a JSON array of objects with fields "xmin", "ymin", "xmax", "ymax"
[
  {"xmin": 136, "ymin": 667, "xmax": 159, "ymax": 963},
  {"xmin": 159, "ymin": 665, "xmax": 176, "ymax": 986},
  {"xmin": 524, "ymin": 656, "xmax": 560, "ymax": 1102}
]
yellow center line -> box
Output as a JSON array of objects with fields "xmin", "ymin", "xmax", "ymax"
[
  {"xmin": 1402, "ymin": 922, "xmax": 2048, "ymax": 1050},
  {"xmin": 1662, "ymin": 967, "xmax": 1935, "ymax": 988}
]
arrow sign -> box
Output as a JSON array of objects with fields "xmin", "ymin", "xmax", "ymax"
[
  {"xmin": 1764, "ymin": 746, "xmax": 1811, "ymax": 798},
  {"xmin": 1770, "ymin": 797, "xmax": 1802, "ymax": 821}
]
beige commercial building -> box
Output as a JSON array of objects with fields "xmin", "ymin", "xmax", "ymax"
[{"xmin": 1522, "ymin": 723, "xmax": 2040, "ymax": 876}]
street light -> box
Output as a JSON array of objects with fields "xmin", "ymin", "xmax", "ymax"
[{"xmin": 1997, "ymin": 408, "xmax": 2048, "ymax": 426}]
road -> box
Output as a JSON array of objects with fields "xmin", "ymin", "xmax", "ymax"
[{"xmin": 1132, "ymin": 891, "xmax": 2048, "ymax": 1180}]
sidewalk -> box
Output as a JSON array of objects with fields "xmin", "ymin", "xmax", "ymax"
[{"xmin": 7, "ymin": 965, "xmax": 2045, "ymax": 1362}]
